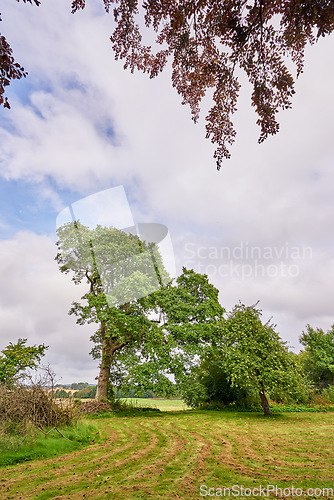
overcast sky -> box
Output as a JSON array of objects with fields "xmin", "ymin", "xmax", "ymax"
[{"xmin": 1, "ymin": 0, "xmax": 333, "ymax": 384}]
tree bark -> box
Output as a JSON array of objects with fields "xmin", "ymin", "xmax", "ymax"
[
  {"xmin": 95, "ymin": 323, "xmax": 111, "ymax": 401},
  {"xmin": 95, "ymin": 323, "xmax": 126, "ymax": 402},
  {"xmin": 259, "ymin": 382, "xmax": 271, "ymax": 416}
]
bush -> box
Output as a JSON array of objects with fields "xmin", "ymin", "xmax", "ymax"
[
  {"xmin": 268, "ymin": 382, "xmax": 311, "ymax": 405},
  {"xmin": 180, "ymin": 378, "xmax": 209, "ymax": 408},
  {"xmin": 0, "ymin": 383, "xmax": 78, "ymax": 436},
  {"xmin": 322, "ymin": 386, "xmax": 334, "ymax": 403},
  {"xmin": 180, "ymin": 359, "xmax": 257, "ymax": 409}
]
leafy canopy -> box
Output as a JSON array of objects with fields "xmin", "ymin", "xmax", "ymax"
[
  {"xmin": 0, "ymin": 0, "xmax": 40, "ymax": 108},
  {"xmin": 56, "ymin": 221, "xmax": 169, "ymax": 306},
  {"xmin": 72, "ymin": 0, "xmax": 334, "ymax": 167},
  {"xmin": 300, "ymin": 324, "xmax": 334, "ymax": 386},
  {"xmin": 114, "ymin": 268, "xmax": 225, "ymax": 390},
  {"xmin": 0, "ymin": 338, "xmax": 48, "ymax": 385},
  {"xmin": 219, "ymin": 303, "xmax": 305, "ymax": 411}
]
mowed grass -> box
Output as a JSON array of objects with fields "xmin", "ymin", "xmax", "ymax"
[{"xmin": 1, "ymin": 411, "xmax": 334, "ymax": 499}]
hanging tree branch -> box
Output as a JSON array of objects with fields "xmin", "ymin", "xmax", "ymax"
[{"xmin": 2, "ymin": 0, "xmax": 334, "ymax": 168}]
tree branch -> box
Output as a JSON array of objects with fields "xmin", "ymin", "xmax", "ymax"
[{"xmin": 259, "ymin": 0, "xmax": 267, "ymax": 82}]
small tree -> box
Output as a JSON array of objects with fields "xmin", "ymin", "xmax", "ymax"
[
  {"xmin": 300, "ymin": 324, "xmax": 334, "ymax": 388},
  {"xmin": 73, "ymin": 386, "xmax": 97, "ymax": 399},
  {"xmin": 220, "ymin": 303, "xmax": 304, "ymax": 415},
  {"xmin": 55, "ymin": 389, "xmax": 70, "ymax": 399},
  {"xmin": 0, "ymin": 338, "xmax": 48, "ymax": 386}
]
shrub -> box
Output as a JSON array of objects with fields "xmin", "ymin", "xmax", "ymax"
[
  {"xmin": 180, "ymin": 358, "xmax": 258, "ymax": 409},
  {"xmin": 180, "ymin": 378, "xmax": 209, "ymax": 409},
  {"xmin": 0, "ymin": 383, "xmax": 78, "ymax": 436},
  {"xmin": 322, "ymin": 386, "xmax": 334, "ymax": 403}
]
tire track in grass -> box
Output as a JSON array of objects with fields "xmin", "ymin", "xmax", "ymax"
[
  {"xmin": 127, "ymin": 422, "xmax": 187, "ymax": 481},
  {"xmin": 1, "ymin": 412, "xmax": 334, "ymax": 499},
  {"xmin": 211, "ymin": 421, "xmax": 322, "ymax": 484},
  {"xmin": 2, "ymin": 420, "xmax": 161, "ymax": 499},
  {"xmin": 95, "ymin": 419, "xmax": 210, "ymax": 499},
  {"xmin": 213, "ymin": 413, "xmax": 334, "ymax": 489},
  {"xmin": 55, "ymin": 421, "xmax": 190, "ymax": 500},
  {"xmin": 238, "ymin": 416, "xmax": 334, "ymax": 483},
  {"xmin": 0, "ymin": 421, "xmax": 144, "ymax": 498},
  {"xmin": 1, "ymin": 417, "xmax": 186, "ymax": 499}
]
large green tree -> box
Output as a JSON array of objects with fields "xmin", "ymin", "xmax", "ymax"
[
  {"xmin": 56, "ymin": 221, "xmax": 170, "ymax": 401},
  {"xmin": 0, "ymin": 338, "xmax": 48, "ymax": 385},
  {"xmin": 113, "ymin": 268, "xmax": 225, "ymax": 392},
  {"xmin": 219, "ymin": 303, "xmax": 304, "ymax": 415},
  {"xmin": 300, "ymin": 324, "xmax": 334, "ymax": 388},
  {"xmin": 56, "ymin": 222, "xmax": 224, "ymax": 401},
  {"xmin": 2, "ymin": 1, "xmax": 333, "ymax": 167}
]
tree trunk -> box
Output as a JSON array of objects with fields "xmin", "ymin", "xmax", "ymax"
[
  {"xmin": 259, "ymin": 383, "xmax": 271, "ymax": 416},
  {"xmin": 95, "ymin": 323, "xmax": 126, "ymax": 402},
  {"xmin": 95, "ymin": 323, "xmax": 111, "ymax": 402}
]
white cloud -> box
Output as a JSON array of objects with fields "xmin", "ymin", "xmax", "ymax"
[
  {"xmin": 0, "ymin": 231, "xmax": 98, "ymax": 383},
  {"xmin": 0, "ymin": 0, "xmax": 334, "ymax": 380},
  {"xmin": 177, "ymin": 233, "xmax": 334, "ymax": 349}
]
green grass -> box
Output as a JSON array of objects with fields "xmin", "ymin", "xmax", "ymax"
[
  {"xmin": 1, "ymin": 410, "xmax": 334, "ymax": 499},
  {"xmin": 0, "ymin": 419, "xmax": 101, "ymax": 467},
  {"xmin": 74, "ymin": 397, "xmax": 190, "ymax": 411},
  {"xmin": 119, "ymin": 397, "xmax": 190, "ymax": 411}
]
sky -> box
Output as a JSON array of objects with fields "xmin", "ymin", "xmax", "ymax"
[{"xmin": 0, "ymin": 0, "xmax": 334, "ymax": 384}]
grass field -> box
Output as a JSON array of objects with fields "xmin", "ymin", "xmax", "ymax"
[
  {"xmin": 120, "ymin": 398, "xmax": 190, "ymax": 411},
  {"xmin": 1, "ymin": 410, "xmax": 334, "ymax": 499},
  {"xmin": 75, "ymin": 398, "xmax": 190, "ymax": 411},
  {"xmin": 0, "ymin": 420, "xmax": 101, "ymax": 468}
]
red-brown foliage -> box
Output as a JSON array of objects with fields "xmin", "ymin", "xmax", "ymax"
[{"xmin": 2, "ymin": 1, "xmax": 334, "ymax": 167}]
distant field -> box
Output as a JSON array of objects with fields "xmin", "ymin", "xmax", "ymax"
[
  {"xmin": 120, "ymin": 398, "xmax": 190, "ymax": 411},
  {"xmin": 1, "ymin": 411, "xmax": 334, "ymax": 499}
]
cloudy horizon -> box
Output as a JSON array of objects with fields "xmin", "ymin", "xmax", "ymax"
[{"xmin": 1, "ymin": 0, "xmax": 334, "ymax": 384}]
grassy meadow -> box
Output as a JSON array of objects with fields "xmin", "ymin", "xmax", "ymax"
[
  {"xmin": 1, "ymin": 406, "xmax": 334, "ymax": 499},
  {"xmin": 0, "ymin": 419, "xmax": 102, "ymax": 468},
  {"xmin": 119, "ymin": 398, "xmax": 190, "ymax": 411}
]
